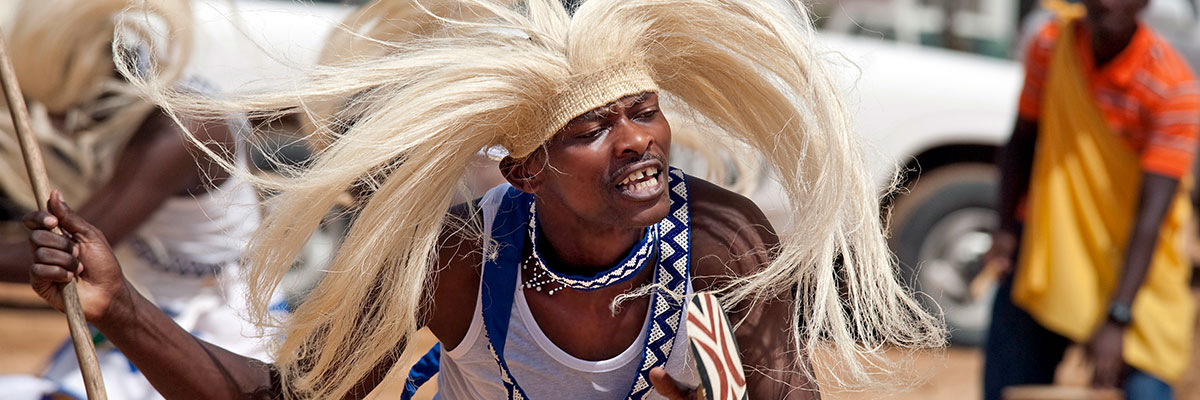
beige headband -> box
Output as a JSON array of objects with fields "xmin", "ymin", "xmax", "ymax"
[{"xmin": 504, "ymin": 63, "xmax": 659, "ymax": 159}]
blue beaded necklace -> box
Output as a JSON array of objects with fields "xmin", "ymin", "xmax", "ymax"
[{"xmin": 521, "ymin": 201, "xmax": 660, "ymax": 295}]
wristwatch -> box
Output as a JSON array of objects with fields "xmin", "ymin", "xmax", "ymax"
[{"xmin": 1107, "ymin": 302, "xmax": 1134, "ymax": 326}]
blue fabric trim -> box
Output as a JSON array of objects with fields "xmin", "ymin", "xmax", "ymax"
[
  {"xmin": 480, "ymin": 187, "xmax": 535, "ymax": 399},
  {"xmin": 268, "ymin": 300, "xmax": 293, "ymax": 314},
  {"xmin": 401, "ymin": 343, "xmax": 442, "ymax": 400},
  {"xmin": 44, "ymin": 340, "xmax": 75, "ymax": 373},
  {"xmin": 482, "ymin": 187, "xmax": 532, "ymax": 357}
]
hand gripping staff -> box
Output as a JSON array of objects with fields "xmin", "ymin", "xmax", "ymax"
[{"xmin": 0, "ymin": 33, "xmax": 107, "ymax": 400}]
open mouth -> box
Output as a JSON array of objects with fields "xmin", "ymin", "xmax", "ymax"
[{"xmin": 615, "ymin": 165, "xmax": 663, "ymax": 195}]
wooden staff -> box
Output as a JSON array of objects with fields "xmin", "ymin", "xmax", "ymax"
[{"xmin": 0, "ymin": 34, "xmax": 107, "ymax": 400}]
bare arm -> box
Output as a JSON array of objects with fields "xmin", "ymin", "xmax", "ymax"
[
  {"xmin": 1089, "ymin": 172, "xmax": 1179, "ymax": 387},
  {"xmin": 984, "ymin": 116, "xmax": 1039, "ymax": 272},
  {"xmin": 26, "ymin": 192, "xmax": 277, "ymax": 399},
  {"xmin": 996, "ymin": 117, "xmax": 1039, "ymax": 235},
  {"xmin": 28, "ymin": 196, "xmax": 402, "ymax": 400},
  {"xmin": 1, "ymin": 110, "xmax": 232, "ymax": 282},
  {"xmin": 100, "ymin": 282, "xmax": 279, "ymax": 399},
  {"xmin": 1111, "ymin": 173, "xmax": 1177, "ymax": 309}
]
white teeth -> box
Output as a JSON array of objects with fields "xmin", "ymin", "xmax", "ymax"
[{"xmin": 618, "ymin": 167, "xmax": 660, "ymax": 189}]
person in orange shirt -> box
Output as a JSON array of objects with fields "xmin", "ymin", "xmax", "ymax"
[{"xmin": 984, "ymin": 0, "xmax": 1200, "ymax": 399}]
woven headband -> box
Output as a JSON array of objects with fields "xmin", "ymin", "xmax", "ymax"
[{"xmin": 504, "ymin": 63, "xmax": 659, "ymax": 159}]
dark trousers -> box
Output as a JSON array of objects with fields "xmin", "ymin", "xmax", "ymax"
[{"xmin": 983, "ymin": 277, "xmax": 1172, "ymax": 400}]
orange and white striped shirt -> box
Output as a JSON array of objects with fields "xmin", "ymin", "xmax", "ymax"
[{"xmin": 1019, "ymin": 22, "xmax": 1200, "ymax": 178}]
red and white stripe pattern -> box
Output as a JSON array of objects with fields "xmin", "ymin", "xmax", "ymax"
[{"xmin": 686, "ymin": 292, "xmax": 747, "ymax": 400}]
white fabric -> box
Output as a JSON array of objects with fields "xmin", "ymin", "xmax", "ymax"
[{"xmin": 435, "ymin": 185, "xmax": 699, "ymax": 400}]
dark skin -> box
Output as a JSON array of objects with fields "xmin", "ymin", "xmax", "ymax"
[
  {"xmin": 984, "ymin": 0, "xmax": 1170, "ymax": 389},
  {"xmin": 1, "ymin": 108, "xmax": 233, "ymax": 283},
  {"xmin": 26, "ymin": 93, "xmax": 818, "ymax": 399}
]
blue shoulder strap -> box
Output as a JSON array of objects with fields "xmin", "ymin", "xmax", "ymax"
[
  {"xmin": 478, "ymin": 187, "xmax": 535, "ymax": 398},
  {"xmin": 480, "ymin": 187, "xmax": 533, "ymax": 356},
  {"xmin": 400, "ymin": 343, "xmax": 441, "ymax": 400},
  {"xmin": 401, "ymin": 187, "xmax": 531, "ymax": 398}
]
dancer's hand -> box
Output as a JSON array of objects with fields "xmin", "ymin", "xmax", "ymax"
[
  {"xmin": 650, "ymin": 367, "xmax": 698, "ymax": 400},
  {"xmin": 1088, "ymin": 321, "xmax": 1126, "ymax": 388},
  {"xmin": 25, "ymin": 190, "xmax": 132, "ymax": 325}
]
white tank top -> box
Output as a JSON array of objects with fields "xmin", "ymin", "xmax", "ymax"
[{"xmin": 435, "ymin": 185, "xmax": 699, "ymax": 400}]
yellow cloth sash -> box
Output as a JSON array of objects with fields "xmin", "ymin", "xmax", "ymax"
[{"xmin": 1011, "ymin": 18, "xmax": 1195, "ymax": 383}]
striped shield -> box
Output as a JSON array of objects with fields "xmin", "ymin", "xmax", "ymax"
[{"xmin": 686, "ymin": 292, "xmax": 747, "ymax": 400}]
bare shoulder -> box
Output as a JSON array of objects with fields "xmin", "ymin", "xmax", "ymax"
[{"xmin": 684, "ymin": 175, "xmax": 779, "ymax": 290}]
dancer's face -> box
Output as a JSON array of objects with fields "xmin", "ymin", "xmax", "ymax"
[{"xmin": 504, "ymin": 92, "xmax": 672, "ymax": 229}]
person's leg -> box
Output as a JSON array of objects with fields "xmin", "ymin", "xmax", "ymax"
[
  {"xmin": 982, "ymin": 275, "xmax": 1072, "ymax": 400},
  {"xmin": 1124, "ymin": 368, "xmax": 1172, "ymax": 400}
]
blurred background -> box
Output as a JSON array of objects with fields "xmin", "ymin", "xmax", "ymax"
[{"xmin": 1, "ymin": 0, "xmax": 1200, "ymax": 398}]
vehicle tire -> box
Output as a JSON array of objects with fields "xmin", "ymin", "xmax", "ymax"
[{"xmin": 889, "ymin": 163, "xmax": 999, "ymax": 346}]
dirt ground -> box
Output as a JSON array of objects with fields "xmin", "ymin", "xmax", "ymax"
[{"xmin": 2, "ymin": 282, "xmax": 1198, "ymax": 400}]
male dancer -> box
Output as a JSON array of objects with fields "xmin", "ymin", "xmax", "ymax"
[{"xmin": 25, "ymin": 0, "xmax": 944, "ymax": 398}]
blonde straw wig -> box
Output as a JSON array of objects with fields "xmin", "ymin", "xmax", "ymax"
[
  {"xmin": 118, "ymin": 0, "xmax": 945, "ymax": 397},
  {"xmin": 0, "ymin": 0, "xmax": 191, "ymax": 209}
]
